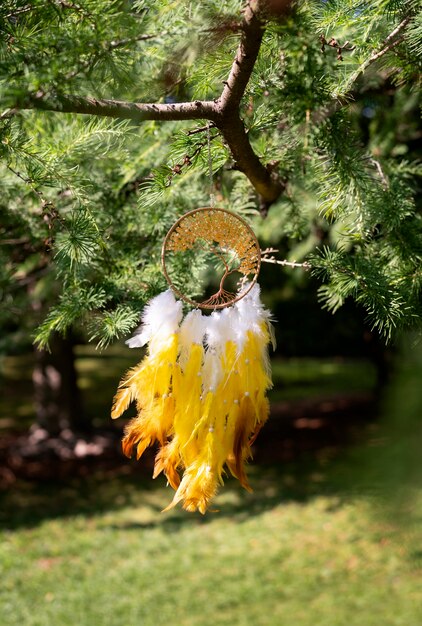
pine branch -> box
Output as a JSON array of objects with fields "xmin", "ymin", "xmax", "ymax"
[
  {"xmin": 214, "ymin": 0, "xmax": 286, "ymax": 209},
  {"xmin": 64, "ymin": 33, "xmax": 169, "ymax": 81},
  {"xmin": 14, "ymin": 0, "xmax": 293, "ymax": 208},
  {"xmin": 6, "ymin": 165, "xmax": 64, "ymax": 244},
  {"xmin": 185, "ymin": 124, "xmax": 216, "ymax": 136},
  {"xmin": 340, "ymin": 16, "xmax": 411, "ymax": 95},
  {"xmin": 215, "ymin": 112, "xmax": 284, "ymax": 210},
  {"xmin": 4, "ymin": 5, "xmax": 32, "ymax": 19},
  {"xmin": 312, "ymin": 15, "xmax": 412, "ymax": 124}
]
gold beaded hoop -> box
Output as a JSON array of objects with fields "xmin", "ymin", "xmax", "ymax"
[{"xmin": 161, "ymin": 207, "xmax": 261, "ymax": 309}]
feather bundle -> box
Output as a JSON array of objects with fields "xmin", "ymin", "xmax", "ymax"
[{"xmin": 111, "ymin": 284, "xmax": 273, "ymax": 513}]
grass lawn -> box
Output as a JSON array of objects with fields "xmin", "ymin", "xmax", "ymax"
[
  {"xmin": 1, "ymin": 346, "xmax": 421, "ymax": 625},
  {"xmin": 1, "ymin": 458, "xmax": 422, "ymax": 626}
]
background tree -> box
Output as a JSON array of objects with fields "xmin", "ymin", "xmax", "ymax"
[{"xmin": 0, "ymin": 0, "xmax": 421, "ymax": 431}]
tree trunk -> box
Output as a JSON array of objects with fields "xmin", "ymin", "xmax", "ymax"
[{"xmin": 32, "ymin": 332, "xmax": 86, "ymax": 435}]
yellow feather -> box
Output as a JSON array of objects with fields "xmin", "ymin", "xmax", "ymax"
[
  {"xmin": 111, "ymin": 386, "xmax": 132, "ymax": 420},
  {"xmin": 164, "ymin": 460, "xmax": 218, "ymax": 515},
  {"xmin": 153, "ymin": 437, "xmax": 181, "ymax": 489},
  {"xmin": 112, "ymin": 290, "xmax": 274, "ymax": 514},
  {"xmin": 111, "ymin": 359, "xmax": 147, "ymax": 418},
  {"xmin": 113, "ymin": 333, "xmax": 179, "ymax": 459},
  {"xmin": 174, "ymin": 344, "xmax": 204, "ymax": 453}
]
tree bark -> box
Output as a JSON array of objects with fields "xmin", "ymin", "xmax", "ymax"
[
  {"xmin": 32, "ymin": 331, "xmax": 85, "ymax": 435},
  {"xmin": 214, "ymin": 111, "xmax": 285, "ymax": 211},
  {"xmin": 20, "ymin": 92, "xmax": 217, "ymax": 123}
]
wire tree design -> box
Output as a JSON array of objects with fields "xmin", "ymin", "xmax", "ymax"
[{"xmin": 162, "ymin": 208, "xmax": 261, "ymax": 309}]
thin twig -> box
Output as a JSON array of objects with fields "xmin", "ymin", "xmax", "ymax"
[
  {"xmin": 320, "ymin": 35, "xmax": 356, "ymax": 61},
  {"xmin": 4, "ymin": 5, "xmax": 33, "ymax": 19},
  {"xmin": 383, "ymin": 15, "xmax": 411, "ymax": 46},
  {"xmin": 7, "ymin": 165, "xmax": 44, "ymax": 200},
  {"xmin": 108, "ymin": 32, "xmax": 168, "ymax": 49},
  {"xmin": 311, "ymin": 15, "xmax": 412, "ymax": 125},
  {"xmin": 0, "ymin": 237, "xmax": 30, "ymax": 245},
  {"xmin": 0, "ymin": 108, "xmax": 18, "ymax": 120},
  {"xmin": 261, "ymin": 248, "xmax": 311, "ymax": 270},
  {"xmin": 168, "ymin": 131, "xmax": 219, "ymax": 182},
  {"xmin": 7, "ymin": 165, "xmax": 64, "ymax": 228},
  {"xmin": 351, "ymin": 36, "xmax": 405, "ymax": 80},
  {"xmin": 345, "ymin": 16, "xmax": 410, "ymax": 87},
  {"xmin": 50, "ymin": 0, "xmax": 93, "ymax": 20},
  {"xmin": 9, "ymin": 265, "xmax": 50, "ymax": 289},
  {"xmin": 369, "ymin": 158, "xmax": 389, "ymax": 189},
  {"xmin": 64, "ymin": 33, "xmax": 168, "ymax": 81},
  {"xmin": 185, "ymin": 123, "xmax": 216, "ymax": 136}
]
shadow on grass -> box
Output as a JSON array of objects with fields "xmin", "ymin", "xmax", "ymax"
[
  {"xmin": 0, "ymin": 448, "xmax": 355, "ymax": 533},
  {"xmin": 0, "ymin": 393, "xmax": 379, "ymax": 532},
  {"xmin": 0, "ymin": 349, "xmax": 382, "ymax": 532},
  {"xmin": 108, "ymin": 472, "xmax": 348, "ymax": 532}
]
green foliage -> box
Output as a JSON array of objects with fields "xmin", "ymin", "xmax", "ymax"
[
  {"xmin": 55, "ymin": 210, "xmax": 103, "ymax": 268},
  {"xmin": 0, "ymin": 0, "xmax": 421, "ymax": 349},
  {"xmin": 89, "ymin": 305, "xmax": 142, "ymax": 349},
  {"xmin": 34, "ymin": 285, "xmax": 108, "ymax": 348}
]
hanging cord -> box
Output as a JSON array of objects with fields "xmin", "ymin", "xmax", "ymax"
[{"xmin": 207, "ymin": 122, "xmax": 215, "ymax": 208}]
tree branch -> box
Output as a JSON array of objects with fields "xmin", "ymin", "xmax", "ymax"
[
  {"xmin": 14, "ymin": 0, "xmax": 294, "ymax": 208},
  {"xmin": 346, "ymin": 18, "xmax": 409, "ymax": 88},
  {"xmin": 311, "ymin": 15, "xmax": 411, "ymax": 125},
  {"xmin": 214, "ymin": 0, "xmax": 286, "ymax": 208},
  {"xmin": 261, "ymin": 248, "xmax": 311, "ymax": 269},
  {"xmin": 214, "ymin": 111, "xmax": 284, "ymax": 210},
  {"xmin": 218, "ymin": 1, "xmax": 264, "ymax": 113},
  {"xmin": 20, "ymin": 92, "xmax": 218, "ymax": 122}
]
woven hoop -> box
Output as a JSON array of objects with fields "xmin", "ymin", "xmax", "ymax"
[{"xmin": 161, "ymin": 207, "xmax": 261, "ymax": 309}]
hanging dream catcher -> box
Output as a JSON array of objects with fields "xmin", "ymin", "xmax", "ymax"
[{"xmin": 111, "ymin": 207, "xmax": 275, "ymax": 513}]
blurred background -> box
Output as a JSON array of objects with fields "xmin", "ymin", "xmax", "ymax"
[{"xmin": 1, "ymin": 0, "xmax": 422, "ymax": 624}]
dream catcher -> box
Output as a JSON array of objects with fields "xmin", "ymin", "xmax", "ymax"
[
  {"xmin": 112, "ymin": 122, "xmax": 278, "ymax": 513},
  {"xmin": 111, "ymin": 206, "xmax": 275, "ymax": 513}
]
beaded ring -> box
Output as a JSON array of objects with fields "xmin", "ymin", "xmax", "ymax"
[{"xmin": 161, "ymin": 207, "xmax": 261, "ymax": 309}]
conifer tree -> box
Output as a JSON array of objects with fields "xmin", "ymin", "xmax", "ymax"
[{"xmin": 0, "ymin": 0, "xmax": 421, "ymax": 361}]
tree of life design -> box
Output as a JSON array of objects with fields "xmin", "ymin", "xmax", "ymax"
[{"xmin": 162, "ymin": 208, "xmax": 261, "ymax": 309}]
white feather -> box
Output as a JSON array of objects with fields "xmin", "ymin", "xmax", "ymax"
[
  {"xmin": 203, "ymin": 311, "xmax": 222, "ymax": 351},
  {"xmin": 202, "ymin": 348, "xmax": 222, "ymax": 392},
  {"xmin": 178, "ymin": 309, "xmax": 207, "ymax": 368},
  {"xmin": 179, "ymin": 310, "xmax": 206, "ymax": 347},
  {"xmin": 205, "ymin": 307, "xmax": 238, "ymax": 352},
  {"xmin": 202, "ymin": 307, "xmax": 239, "ymax": 391},
  {"xmin": 125, "ymin": 290, "xmax": 183, "ymax": 348},
  {"xmin": 234, "ymin": 283, "xmax": 275, "ymax": 350}
]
